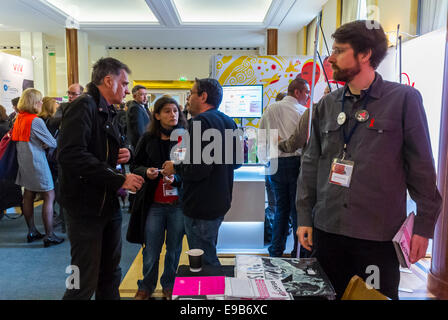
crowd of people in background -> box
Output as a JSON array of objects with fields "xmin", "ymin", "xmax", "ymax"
[{"xmin": 0, "ymin": 20, "xmax": 442, "ymax": 301}]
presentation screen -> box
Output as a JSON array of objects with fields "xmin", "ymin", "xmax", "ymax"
[{"xmin": 219, "ymin": 85, "xmax": 263, "ymax": 118}]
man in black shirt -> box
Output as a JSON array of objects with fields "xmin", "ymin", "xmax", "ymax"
[{"xmin": 163, "ymin": 78, "xmax": 243, "ymax": 266}]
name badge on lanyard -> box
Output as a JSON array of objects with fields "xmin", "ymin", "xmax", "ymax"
[
  {"xmin": 329, "ymin": 85, "xmax": 372, "ymax": 188},
  {"xmin": 329, "ymin": 158, "xmax": 354, "ymax": 188},
  {"xmin": 173, "ymin": 135, "xmax": 186, "ymax": 162},
  {"xmin": 163, "ymin": 183, "xmax": 179, "ymax": 196}
]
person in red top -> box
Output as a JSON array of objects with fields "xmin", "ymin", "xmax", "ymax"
[{"xmin": 128, "ymin": 96, "xmax": 187, "ymax": 300}]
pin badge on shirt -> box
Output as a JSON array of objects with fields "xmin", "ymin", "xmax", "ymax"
[
  {"xmin": 355, "ymin": 110, "xmax": 369, "ymax": 123},
  {"xmin": 337, "ymin": 112, "xmax": 347, "ymax": 125}
]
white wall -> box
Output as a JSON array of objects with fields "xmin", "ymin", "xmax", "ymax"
[
  {"xmin": 278, "ymin": 30, "xmax": 298, "ymax": 56},
  {"xmin": 320, "ymin": 0, "xmax": 339, "ymax": 55},
  {"xmin": 377, "ymin": 27, "xmax": 447, "ymax": 172},
  {"xmin": 108, "ymin": 48, "xmax": 257, "ymax": 82}
]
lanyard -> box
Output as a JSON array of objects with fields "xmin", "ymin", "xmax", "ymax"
[{"xmin": 340, "ymin": 86, "xmax": 372, "ymax": 159}]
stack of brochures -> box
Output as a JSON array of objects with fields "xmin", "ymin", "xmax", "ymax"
[
  {"xmin": 392, "ymin": 212, "xmax": 415, "ymax": 269},
  {"xmin": 224, "ymin": 278, "xmax": 292, "ymax": 300},
  {"xmin": 235, "ymin": 255, "xmax": 336, "ymax": 300}
]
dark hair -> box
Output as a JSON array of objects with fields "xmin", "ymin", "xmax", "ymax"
[
  {"xmin": 194, "ymin": 78, "xmax": 223, "ymax": 108},
  {"xmin": 11, "ymin": 97, "xmax": 20, "ymax": 107},
  {"xmin": 132, "ymin": 85, "xmax": 147, "ymax": 95},
  {"xmin": 0, "ymin": 105, "xmax": 8, "ymax": 121},
  {"xmin": 79, "ymin": 84, "xmax": 84, "ymax": 93},
  {"xmin": 287, "ymin": 78, "xmax": 308, "ymax": 95},
  {"xmin": 148, "ymin": 96, "xmax": 187, "ymax": 137},
  {"xmin": 91, "ymin": 57, "xmax": 131, "ymax": 85},
  {"xmin": 275, "ymin": 92, "xmax": 286, "ymax": 101},
  {"xmin": 332, "ymin": 20, "xmax": 388, "ymax": 70}
]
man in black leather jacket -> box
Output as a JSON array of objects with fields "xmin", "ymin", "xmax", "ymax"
[{"xmin": 58, "ymin": 57, "xmax": 144, "ymax": 300}]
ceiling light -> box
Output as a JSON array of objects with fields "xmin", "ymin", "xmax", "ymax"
[
  {"xmin": 45, "ymin": 0, "xmax": 158, "ymax": 23},
  {"xmin": 173, "ymin": 0, "xmax": 272, "ymax": 23}
]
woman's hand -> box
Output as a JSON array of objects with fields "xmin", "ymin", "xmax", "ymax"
[{"xmin": 146, "ymin": 167, "xmax": 159, "ymax": 180}]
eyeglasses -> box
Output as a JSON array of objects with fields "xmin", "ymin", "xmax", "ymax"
[
  {"xmin": 330, "ymin": 47, "xmax": 351, "ymax": 56},
  {"xmin": 189, "ymin": 90, "xmax": 200, "ymax": 96},
  {"xmin": 67, "ymin": 91, "xmax": 81, "ymax": 96}
]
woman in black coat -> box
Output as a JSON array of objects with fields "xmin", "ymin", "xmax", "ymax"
[{"xmin": 128, "ymin": 96, "xmax": 187, "ymax": 300}]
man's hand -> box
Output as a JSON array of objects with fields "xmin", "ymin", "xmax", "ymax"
[
  {"xmin": 146, "ymin": 167, "xmax": 159, "ymax": 180},
  {"xmin": 297, "ymin": 227, "xmax": 313, "ymax": 252},
  {"xmin": 409, "ymin": 234, "xmax": 429, "ymax": 264},
  {"xmin": 121, "ymin": 173, "xmax": 144, "ymax": 193},
  {"xmin": 162, "ymin": 160, "xmax": 175, "ymax": 176},
  {"xmin": 117, "ymin": 148, "xmax": 131, "ymax": 164}
]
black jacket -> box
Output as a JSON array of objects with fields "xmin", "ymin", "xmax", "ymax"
[
  {"xmin": 126, "ymin": 132, "xmax": 182, "ymax": 244},
  {"xmin": 126, "ymin": 100, "xmax": 151, "ymax": 149},
  {"xmin": 174, "ymin": 108, "xmax": 242, "ymax": 220},
  {"xmin": 57, "ymin": 83, "xmax": 126, "ymax": 217},
  {"xmin": 0, "ymin": 120, "xmax": 9, "ymax": 139}
]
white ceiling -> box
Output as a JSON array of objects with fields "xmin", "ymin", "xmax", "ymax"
[{"xmin": 0, "ymin": 0, "xmax": 328, "ymax": 48}]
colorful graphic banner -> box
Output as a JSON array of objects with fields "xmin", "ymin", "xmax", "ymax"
[{"xmin": 212, "ymin": 55, "xmax": 336, "ymax": 128}]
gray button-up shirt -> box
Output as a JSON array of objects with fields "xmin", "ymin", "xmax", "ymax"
[{"xmin": 297, "ymin": 73, "xmax": 442, "ymax": 241}]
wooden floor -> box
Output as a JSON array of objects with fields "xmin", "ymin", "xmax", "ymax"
[
  {"xmin": 119, "ymin": 235, "xmax": 435, "ymax": 300},
  {"xmin": 398, "ymin": 257, "xmax": 435, "ymax": 299}
]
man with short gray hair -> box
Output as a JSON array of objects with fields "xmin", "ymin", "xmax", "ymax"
[
  {"xmin": 126, "ymin": 84, "xmax": 151, "ymax": 150},
  {"xmin": 58, "ymin": 57, "xmax": 145, "ymax": 300}
]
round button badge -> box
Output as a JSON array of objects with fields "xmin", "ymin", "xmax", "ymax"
[
  {"xmin": 337, "ymin": 112, "xmax": 347, "ymax": 125},
  {"xmin": 355, "ymin": 110, "xmax": 370, "ymax": 123}
]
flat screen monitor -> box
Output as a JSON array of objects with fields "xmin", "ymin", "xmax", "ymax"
[{"xmin": 219, "ymin": 85, "xmax": 263, "ymax": 118}]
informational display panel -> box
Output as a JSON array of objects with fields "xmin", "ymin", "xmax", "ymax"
[
  {"xmin": 377, "ymin": 27, "xmax": 446, "ymax": 171},
  {"xmin": 220, "ymin": 85, "xmax": 263, "ymax": 118},
  {"xmin": 211, "ymin": 55, "xmax": 333, "ymax": 128},
  {"xmin": 0, "ymin": 52, "xmax": 34, "ymax": 114}
]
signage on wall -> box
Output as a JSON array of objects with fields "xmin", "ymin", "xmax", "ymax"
[{"xmin": 0, "ymin": 52, "xmax": 34, "ymax": 114}]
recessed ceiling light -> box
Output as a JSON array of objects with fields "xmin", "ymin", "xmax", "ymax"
[
  {"xmin": 45, "ymin": 0, "xmax": 158, "ymax": 23},
  {"xmin": 173, "ymin": 0, "xmax": 272, "ymax": 23}
]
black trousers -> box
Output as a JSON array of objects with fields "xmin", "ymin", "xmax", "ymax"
[
  {"xmin": 62, "ymin": 208, "xmax": 122, "ymax": 300},
  {"xmin": 313, "ymin": 228, "xmax": 400, "ymax": 300}
]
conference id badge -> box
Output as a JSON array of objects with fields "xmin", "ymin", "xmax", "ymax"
[
  {"xmin": 173, "ymin": 148, "xmax": 187, "ymax": 162},
  {"xmin": 163, "ymin": 183, "xmax": 178, "ymax": 197},
  {"xmin": 329, "ymin": 158, "xmax": 354, "ymax": 188}
]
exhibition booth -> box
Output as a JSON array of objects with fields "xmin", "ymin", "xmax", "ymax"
[
  {"xmin": 1, "ymin": 28, "xmax": 446, "ymax": 256},
  {"xmin": 214, "ymin": 27, "xmax": 446, "ymax": 254}
]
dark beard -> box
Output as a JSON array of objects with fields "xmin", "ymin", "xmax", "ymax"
[{"xmin": 332, "ymin": 62, "xmax": 361, "ymax": 82}]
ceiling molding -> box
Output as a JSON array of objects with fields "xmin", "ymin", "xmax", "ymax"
[
  {"xmin": 145, "ymin": 0, "xmax": 179, "ymax": 27},
  {"xmin": 263, "ymin": 0, "xmax": 289, "ymax": 27},
  {"xmin": 80, "ymin": 24, "xmax": 268, "ymax": 31},
  {"xmin": 24, "ymin": 0, "xmax": 69, "ymax": 26}
]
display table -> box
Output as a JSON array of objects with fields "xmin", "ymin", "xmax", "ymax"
[
  {"xmin": 176, "ymin": 264, "xmax": 234, "ymax": 278},
  {"xmin": 217, "ymin": 165, "xmax": 267, "ymax": 254},
  {"xmin": 175, "ymin": 256, "xmax": 336, "ymax": 300}
]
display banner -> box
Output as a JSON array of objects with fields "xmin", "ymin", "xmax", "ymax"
[
  {"xmin": 211, "ymin": 55, "xmax": 336, "ymax": 129},
  {"xmin": 377, "ymin": 28, "xmax": 447, "ymax": 172},
  {"xmin": 0, "ymin": 52, "xmax": 34, "ymax": 114}
]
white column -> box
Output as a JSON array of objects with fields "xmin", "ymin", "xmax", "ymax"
[
  {"xmin": 20, "ymin": 32, "xmax": 48, "ymax": 95},
  {"xmin": 77, "ymin": 30, "xmax": 89, "ymax": 87}
]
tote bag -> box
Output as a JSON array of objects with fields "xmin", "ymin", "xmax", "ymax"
[{"xmin": 0, "ymin": 130, "xmax": 19, "ymax": 181}]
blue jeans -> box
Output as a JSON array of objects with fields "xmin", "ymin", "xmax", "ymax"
[
  {"xmin": 184, "ymin": 215, "xmax": 224, "ymax": 267},
  {"xmin": 268, "ymin": 156, "xmax": 300, "ymax": 257},
  {"xmin": 138, "ymin": 203, "xmax": 185, "ymax": 293}
]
